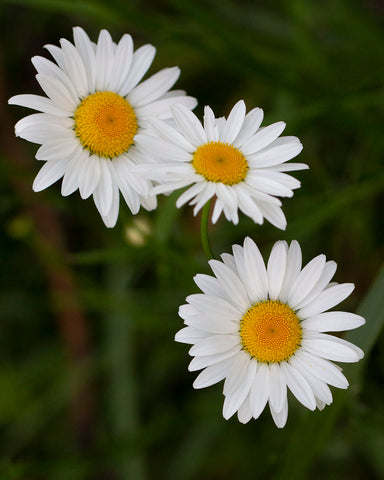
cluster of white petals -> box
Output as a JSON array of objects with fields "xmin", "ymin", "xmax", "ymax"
[
  {"xmin": 9, "ymin": 28, "xmax": 365, "ymax": 428},
  {"xmin": 9, "ymin": 27, "xmax": 196, "ymax": 227},
  {"xmin": 136, "ymin": 101, "xmax": 307, "ymax": 228},
  {"xmin": 176, "ymin": 238, "xmax": 364, "ymax": 427}
]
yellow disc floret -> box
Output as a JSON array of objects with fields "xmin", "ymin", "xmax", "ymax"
[
  {"xmin": 192, "ymin": 141, "xmax": 248, "ymax": 185},
  {"xmin": 74, "ymin": 91, "xmax": 138, "ymax": 158},
  {"xmin": 240, "ymin": 300, "xmax": 302, "ymax": 363}
]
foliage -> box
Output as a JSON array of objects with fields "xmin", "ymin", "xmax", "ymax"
[{"xmin": 1, "ymin": 0, "xmax": 384, "ymax": 478}]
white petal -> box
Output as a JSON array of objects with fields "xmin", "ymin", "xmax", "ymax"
[
  {"xmin": 134, "ymin": 133, "xmax": 188, "ymax": 162},
  {"xmin": 114, "ymin": 154, "xmax": 148, "ymax": 196},
  {"xmin": 32, "ymin": 54, "xmax": 80, "ymax": 103},
  {"xmin": 250, "ymin": 136, "xmax": 303, "ymax": 168},
  {"xmin": 175, "ymin": 326, "xmax": 208, "ymax": 344},
  {"xmin": 140, "ymin": 192, "xmax": 157, "ymax": 211},
  {"xmin": 73, "ymin": 27, "xmax": 96, "ymax": 92},
  {"xmin": 211, "ymin": 197, "xmax": 225, "ymax": 223},
  {"xmin": 280, "ymin": 362, "xmax": 316, "ymax": 410},
  {"xmin": 268, "ymin": 363, "xmax": 287, "ymax": 413},
  {"xmin": 32, "ymin": 158, "xmax": 68, "ymax": 191},
  {"xmin": 294, "ymin": 261, "xmax": 337, "ymax": 310},
  {"xmin": 271, "ymin": 162, "xmax": 308, "ymax": 172},
  {"xmin": 32, "ymin": 54, "xmax": 63, "ymax": 77},
  {"xmin": 36, "ymin": 137, "xmax": 78, "ymax": 161},
  {"xmin": 279, "ymin": 240, "xmax": 302, "ymax": 303},
  {"xmin": 208, "ymin": 259, "xmax": 250, "ymax": 310},
  {"xmin": 189, "ymin": 334, "xmax": 239, "ymax": 356},
  {"xmin": 258, "ymin": 201, "xmax": 287, "ymax": 230},
  {"xmin": 215, "ymin": 184, "xmax": 239, "ymax": 224},
  {"xmin": 220, "ymin": 252, "xmax": 237, "ymax": 273},
  {"xmin": 233, "ymin": 107, "xmax": 264, "ymax": 147},
  {"xmin": 176, "ymin": 182, "xmax": 208, "ymax": 207},
  {"xmin": 43, "ymin": 44, "xmax": 65, "ymax": 69},
  {"xmin": 60, "ymin": 38, "xmax": 89, "ymax": 97},
  {"xmin": 136, "ymin": 94, "xmax": 196, "ymax": 121},
  {"xmin": 223, "ymin": 351, "xmax": 252, "ymax": 396},
  {"xmin": 188, "ymin": 347, "xmax": 240, "ymax": 371},
  {"xmin": 36, "ymin": 73, "xmax": 77, "ymax": 112},
  {"xmin": 111, "ymin": 34, "xmax": 133, "ymax": 92},
  {"xmin": 15, "ymin": 113, "xmax": 71, "ymax": 144},
  {"xmin": 236, "ymin": 188, "xmax": 264, "ymax": 224},
  {"xmin": 290, "ymin": 357, "xmax": 333, "ymax": 405},
  {"xmin": 191, "ymin": 183, "xmax": 218, "ymax": 215},
  {"xmin": 294, "ymin": 350, "xmax": 349, "ymax": 388},
  {"xmin": 95, "ymin": 29, "xmax": 114, "ymax": 91},
  {"xmin": 242, "ymin": 237, "xmax": 268, "ymax": 302},
  {"xmin": 223, "ymin": 357, "xmax": 256, "ymax": 419},
  {"xmin": 119, "ymin": 44, "xmax": 156, "ymax": 96},
  {"xmin": 101, "ymin": 181, "xmax": 120, "ymax": 228},
  {"xmin": 297, "ymin": 283, "xmax": 355, "ymax": 319},
  {"xmin": 92, "ymin": 158, "xmax": 114, "ymax": 216},
  {"xmin": 194, "ymin": 274, "xmax": 227, "ymax": 299},
  {"xmin": 149, "ymin": 118, "xmax": 195, "ymax": 152},
  {"xmin": 78, "ymin": 153, "xmax": 101, "ymax": 199},
  {"xmin": 15, "ymin": 112, "xmax": 69, "ymax": 135},
  {"xmin": 179, "ymin": 303, "xmax": 197, "ymax": 319},
  {"xmin": 246, "ymin": 170, "xmax": 295, "ymax": 197},
  {"xmin": 128, "ymin": 67, "xmax": 180, "ymax": 106},
  {"xmin": 9, "ymin": 94, "xmax": 67, "ymax": 116},
  {"xmin": 267, "ymin": 241, "xmax": 288, "ymax": 299},
  {"xmin": 242, "ymin": 122, "xmax": 286, "ymax": 155},
  {"xmin": 250, "ymin": 363, "xmax": 269, "ymax": 419},
  {"xmin": 232, "ymin": 244, "xmax": 256, "ymax": 302},
  {"xmin": 187, "ymin": 293, "xmax": 243, "ymax": 318},
  {"xmin": 269, "ymin": 398, "xmax": 288, "ymax": 428},
  {"xmin": 203, "ymin": 105, "xmax": 219, "ymax": 142},
  {"xmin": 313, "ymin": 333, "xmax": 364, "ymax": 359},
  {"xmin": 221, "ymin": 100, "xmax": 246, "ymax": 144},
  {"xmin": 288, "ymin": 255, "xmax": 326, "ymax": 308},
  {"xmin": 193, "ymin": 358, "xmax": 234, "ymax": 389},
  {"xmin": 301, "ymin": 312, "xmax": 366, "ymax": 332},
  {"xmin": 186, "ymin": 313, "xmax": 238, "ymax": 334},
  {"xmin": 237, "ymin": 394, "xmax": 253, "ymax": 424},
  {"xmin": 60, "ymin": 148, "xmax": 84, "ymax": 195},
  {"xmin": 301, "ymin": 335, "xmax": 362, "ymax": 363},
  {"xmin": 172, "ymin": 103, "xmax": 207, "ymax": 147}
]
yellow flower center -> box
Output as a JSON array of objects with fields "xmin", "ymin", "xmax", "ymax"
[
  {"xmin": 74, "ymin": 91, "xmax": 138, "ymax": 158},
  {"xmin": 192, "ymin": 141, "xmax": 248, "ymax": 185},
  {"xmin": 240, "ymin": 300, "xmax": 302, "ymax": 363}
]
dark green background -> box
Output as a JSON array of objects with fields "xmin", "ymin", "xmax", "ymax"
[{"xmin": 1, "ymin": 0, "xmax": 384, "ymax": 478}]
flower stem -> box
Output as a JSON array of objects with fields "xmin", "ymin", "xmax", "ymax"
[{"xmin": 200, "ymin": 200, "xmax": 215, "ymax": 260}]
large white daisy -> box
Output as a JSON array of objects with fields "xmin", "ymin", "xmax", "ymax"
[
  {"xmin": 176, "ymin": 237, "xmax": 365, "ymax": 428},
  {"xmin": 135, "ymin": 100, "xmax": 307, "ymax": 229},
  {"xmin": 9, "ymin": 27, "xmax": 197, "ymax": 227}
]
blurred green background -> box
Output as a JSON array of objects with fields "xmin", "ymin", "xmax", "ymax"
[{"xmin": 1, "ymin": 0, "xmax": 384, "ymax": 478}]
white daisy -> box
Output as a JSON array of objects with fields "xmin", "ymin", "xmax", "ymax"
[
  {"xmin": 135, "ymin": 100, "xmax": 307, "ymax": 229},
  {"xmin": 176, "ymin": 237, "xmax": 365, "ymax": 428},
  {"xmin": 9, "ymin": 27, "xmax": 197, "ymax": 227}
]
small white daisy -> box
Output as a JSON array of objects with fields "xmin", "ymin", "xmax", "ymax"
[
  {"xmin": 135, "ymin": 100, "xmax": 307, "ymax": 229},
  {"xmin": 9, "ymin": 27, "xmax": 197, "ymax": 227},
  {"xmin": 176, "ymin": 237, "xmax": 365, "ymax": 428}
]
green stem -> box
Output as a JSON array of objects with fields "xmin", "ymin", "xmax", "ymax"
[
  {"xmin": 105, "ymin": 263, "xmax": 146, "ymax": 480},
  {"xmin": 200, "ymin": 200, "xmax": 215, "ymax": 260}
]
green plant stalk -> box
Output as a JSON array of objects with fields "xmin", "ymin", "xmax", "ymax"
[
  {"xmin": 200, "ymin": 200, "xmax": 215, "ymax": 260},
  {"xmin": 105, "ymin": 263, "xmax": 146, "ymax": 480}
]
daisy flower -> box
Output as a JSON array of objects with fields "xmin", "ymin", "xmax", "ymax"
[
  {"xmin": 9, "ymin": 27, "xmax": 197, "ymax": 227},
  {"xmin": 135, "ymin": 100, "xmax": 306, "ymax": 229},
  {"xmin": 176, "ymin": 237, "xmax": 365, "ymax": 428}
]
